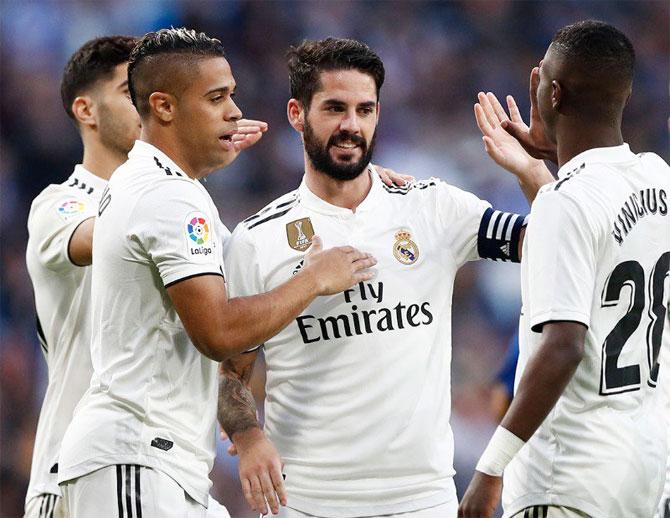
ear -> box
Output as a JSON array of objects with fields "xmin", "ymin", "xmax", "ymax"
[
  {"xmin": 287, "ymin": 98, "xmax": 305, "ymax": 132},
  {"xmin": 149, "ymin": 92, "xmax": 176, "ymax": 122},
  {"xmin": 71, "ymin": 96, "xmax": 97, "ymax": 129},
  {"xmin": 551, "ymin": 80, "xmax": 563, "ymax": 111}
]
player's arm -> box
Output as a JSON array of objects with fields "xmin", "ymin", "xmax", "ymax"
[
  {"xmin": 167, "ymin": 236, "xmax": 376, "ymax": 362},
  {"xmin": 218, "ymin": 352, "xmax": 286, "ymax": 515},
  {"xmin": 68, "ymin": 217, "xmax": 95, "ymax": 266},
  {"xmin": 474, "ymin": 88, "xmax": 555, "ymax": 204},
  {"xmin": 459, "ymin": 192, "xmax": 596, "ymax": 518},
  {"xmin": 29, "ymin": 193, "xmax": 98, "ymax": 270}
]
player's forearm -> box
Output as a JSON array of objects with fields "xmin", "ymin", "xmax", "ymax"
[
  {"xmin": 500, "ymin": 333, "xmax": 584, "ymax": 441},
  {"xmin": 218, "ymin": 362, "xmax": 260, "ymax": 440},
  {"xmin": 217, "ymin": 268, "xmax": 320, "ymax": 356},
  {"xmin": 517, "ymin": 161, "xmax": 554, "ymax": 204}
]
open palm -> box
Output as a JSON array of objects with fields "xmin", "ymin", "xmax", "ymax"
[{"xmin": 474, "ymin": 91, "xmax": 544, "ymax": 177}]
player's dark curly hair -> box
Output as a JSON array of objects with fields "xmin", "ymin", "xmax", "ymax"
[
  {"xmin": 128, "ymin": 28, "xmax": 226, "ymax": 116},
  {"xmin": 551, "ymin": 20, "xmax": 635, "ymax": 83},
  {"xmin": 61, "ymin": 36, "xmax": 138, "ymax": 120},
  {"xmin": 287, "ymin": 38, "xmax": 385, "ymax": 108}
]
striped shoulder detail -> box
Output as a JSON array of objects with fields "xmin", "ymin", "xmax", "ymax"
[
  {"xmin": 243, "ymin": 191, "xmax": 300, "ymax": 230},
  {"xmin": 153, "ymin": 156, "xmax": 185, "ymax": 177},
  {"xmin": 381, "ymin": 179, "xmax": 438, "ymax": 195},
  {"xmin": 554, "ymin": 162, "xmax": 585, "ymax": 191},
  {"xmin": 66, "ymin": 176, "xmax": 95, "ymax": 195}
]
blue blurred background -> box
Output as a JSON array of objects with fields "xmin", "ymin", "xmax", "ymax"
[{"xmin": 1, "ymin": 1, "xmax": 668, "ymax": 516}]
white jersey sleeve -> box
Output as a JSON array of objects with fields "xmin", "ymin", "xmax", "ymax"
[
  {"xmin": 27, "ymin": 189, "xmax": 97, "ymax": 271},
  {"xmin": 223, "ymin": 223, "xmax": 264, "ymax": 298},
  {"xmin": 129, "ymin": 181, "xmax": 223, "ymax": 288},
  {"xmin": 434, "ymin": 180, "xmax": 525, "ymax": 265},
  {"xmin": 525, "ymin": 188, "xmax": 598, "ymax": 331}
]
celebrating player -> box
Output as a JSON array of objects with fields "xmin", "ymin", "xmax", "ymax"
[
  {"xmin": 217, "ymin": 38, "xmax": 552, "ymax": 517},
  {"xmin": 459, "ymin": 20, "xmax": 670, "ymax": 518},
  {"xmin": 56, "ymin": 28, "xmax": 376, "ymax": 518},
  {"xmin": 24, "ymin": 36, "xmax": 140, "ymax": 518}
]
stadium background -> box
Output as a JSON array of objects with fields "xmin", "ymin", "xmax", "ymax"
[{"xmin": 0, "ymin": 1, "xmax": 667, "ymax": 516}]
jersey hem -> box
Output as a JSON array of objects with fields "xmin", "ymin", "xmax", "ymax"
[
  {"xmin": 503, "ymin": 493, "xmax": 606, "ymax": 518},
  {"xmin": 285, "ymin": 479, "xmax": 456, "ymax": 517}
]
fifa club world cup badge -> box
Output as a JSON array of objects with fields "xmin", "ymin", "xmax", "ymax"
[
  {"xmin": 286, "ymin": 217, "xmax": 315, "ymax": 251},
  {"xmin": 393, "ymin": 229, "xmax": 419, "ymax": 265}
]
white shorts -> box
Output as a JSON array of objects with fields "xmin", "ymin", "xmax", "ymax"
[
  {"xmin": 60, "ymin": 464, "xmax": 230, "ymax": 518},
  {"xmin": 275, "ymin": 501, "xmax": 457, "ymax": 518},
  {"xmin": 510, "ymin": 506, "xmax": 590, "ymax": 518},
  {"xmin": 24, "ymin": 494, "xmax": 65, "ymax": 518}
]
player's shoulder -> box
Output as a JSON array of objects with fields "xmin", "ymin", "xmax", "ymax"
[
  {"xmin": 637, "ymin": 151, "xmax": 670, "ymax": 177},
  {"xmin": 379, "ymin": 177, "xmax": 441, "ymax": 199},
  {"xmin": 239, "ymin": 189, "xmax": 301, "ymax": 233},
  {"xmin": 28, "ymin": 181, "xmax": 91, "ymax": 227}
]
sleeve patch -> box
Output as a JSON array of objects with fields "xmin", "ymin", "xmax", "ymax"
[
  {"xmin": 57, "ymin": 199, "xmax": 87, "ymax": 221},
  {"xmin": 185, "ymin": 212, "xmax": 217, "ymax": 260},
  {"xmin": 477, "ymin": 208, "xmax": 527, "ymax": 262}
]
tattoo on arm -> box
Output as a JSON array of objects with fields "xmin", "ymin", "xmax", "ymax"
[{"xmin": 218, "ymin": 358, "xmax": 260, "ymax": 440}]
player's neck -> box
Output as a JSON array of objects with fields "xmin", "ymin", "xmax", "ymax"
[
  {"xmin": 556, "ymin": 121, "xmax": 623, "ymax": 168},
  {"xmin": 304, "ymin": 160, "xmax": 372, "ymax": 212},
  {"xmin": 140, "ymin": 127, "xmax": 202, "ymax": 180},
  {"xmin": 81, "ymin": 136, "xmax": 130, "ymax": 181}
]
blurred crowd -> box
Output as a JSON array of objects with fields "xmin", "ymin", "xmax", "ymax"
[{"xmin": 1, "ymin": 1, "xmax": 668, "ymax": 516}]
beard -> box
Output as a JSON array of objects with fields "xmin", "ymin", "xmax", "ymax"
[{"xmin": 303, "ymin": 118, "xmax": 376, "ymax": 181}]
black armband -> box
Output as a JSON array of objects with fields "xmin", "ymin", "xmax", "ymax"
[{"xmin": 477, "ymin": 208, "xmax": 527, "ymax": 263}]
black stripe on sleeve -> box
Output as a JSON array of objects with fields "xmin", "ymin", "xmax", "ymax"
[
  {"xmin": 116, "ymin": 465, "xmax": 124, "ymax": 518},
  {"xmin": 163, "ymin": 271, "xmax": 223, "ymax": 289},
  {"xmin": 125, "ymin": 465, "xmax": 133, "ymax": 518},
  {"xmin": 39, "ymin": 495, "xmax": 46, "ymax": 518},
  {"xmin": 477, "ymin": 209, "xmax": 527, "ymax": 263},
  {"xmin": 134, "ymin": 465, "xmax": 142, "ymax": 518},
  {"xmin": 247, "ymin": 207, "xmax": 293, "ymax": 230},
  {"xmin": 49, "ymin": 495, "xmax": 56, "ymax": 518}
]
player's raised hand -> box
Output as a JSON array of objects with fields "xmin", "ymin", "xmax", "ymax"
[
  {"xmin": 499, "ymin": 66, "xmax": 557, "ymax": 163},
  {"xmin": 235, "ymin": 428, "xmax": 287, "ymax": 515},
  {"xmin": 232, "ymin": 118, "xmax": 269, "ymax": 151},
  {"xmin": 458, "ymin": 471, "xmax": 502, "ymax": 518},
  {"xmin": 475, "ymin": 91, "xmax": 545, "ymax": 179},
  {"xmin": 303, "ymin": 235, "xmax": 377, "ymax": 295},
  {"xmin": 373, "ymin": 164, "xmax": 415, "ymax": 187}
]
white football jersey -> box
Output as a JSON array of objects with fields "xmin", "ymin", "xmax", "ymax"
[
  {"xmin": 504, "ymin": 144, "xmax": 670, "ymax": 518},
  {"xmin": 224, "ymin": 169, "xmax": 526, "ymax": 517},
  {"xmin": 25, "ymin": 166, "xmax": 105, "ymax": 502},
  {"xmin": 58, "ymin": 141, "xmax": 229, "ymax": 506}
]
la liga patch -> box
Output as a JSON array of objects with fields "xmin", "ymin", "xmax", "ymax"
[
  {"xmin": 185, "ymin": 212, "xmax": 215, "ymax": 260},
  {"xmin": 57, "ymin": 199, "xmax": 87, "ymax": 221}
]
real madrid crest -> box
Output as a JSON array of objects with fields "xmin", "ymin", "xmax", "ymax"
[
  {"xmin": 286, "ymin": 217, "xmax": 315, "ymax": 251},
  {"xmin": 393, "ymin": 229, "xmax": 419, "ymax": 265}
]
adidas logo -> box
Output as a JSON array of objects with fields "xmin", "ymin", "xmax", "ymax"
[{"xmin": 499, "ymin": 243, "xmax": 510, "ymax": 257}]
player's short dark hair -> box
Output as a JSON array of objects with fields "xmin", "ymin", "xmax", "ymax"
[
  {"xmin": 287, "ymin": 38, "xmax": 385, "ymax": 108},
  {"xmin": 61, "ymin": 36, "xmax": 138, "ymax": 120},
  {"xmin": 551, "ymin": 20, "xmax": 635, "ymax": 84},
  {"xmin": 128, "ymin": 27, "xmax": 226, "ymax": 117}
]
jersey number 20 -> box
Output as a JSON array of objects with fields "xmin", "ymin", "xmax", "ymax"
[{"xmin": 600, "ymin": 252, "xmax": 670, "ymax": 395}]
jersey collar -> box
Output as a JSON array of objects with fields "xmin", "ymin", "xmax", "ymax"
[
  {"xmin": 298, "ymin": 165, "xmax": 383, "ymax": 216},
  {"xmin": 557, "ymin": 143, "xmax": 634, "ymax": 179},
  {"xmin": 129, "ymin": 140, "xmax": 190, "ymax": 179},
  {"xmin": 69, "ymin": 165, "xmax": 108, "ymax": 195}
]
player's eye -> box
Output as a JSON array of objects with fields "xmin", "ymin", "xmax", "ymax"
[{"xmin": 211, "ymin": 95, "xmax": 223, "ymax": 103}]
